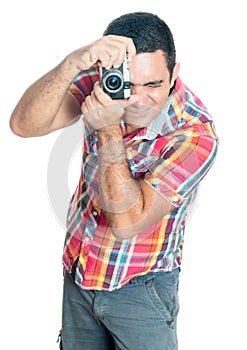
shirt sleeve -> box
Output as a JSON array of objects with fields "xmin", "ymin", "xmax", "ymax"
[
  {"xmin": 68, "ymin": 69, "xmax": 100, "ymax": 106},
  {"xmin": 144, "ymin": 120, "xmax": 219, "ymax": 206}
]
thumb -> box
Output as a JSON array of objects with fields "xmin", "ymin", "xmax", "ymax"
[{"xmin": 120, "ymin": 94, "xmax": 139, "ymax": 108}]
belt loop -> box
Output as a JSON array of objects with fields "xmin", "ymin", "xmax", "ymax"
[{"xmin": 129, "ymin": 272, "xmax": 156, "ymax": 285}]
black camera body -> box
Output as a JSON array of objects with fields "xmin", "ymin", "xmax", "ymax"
[{"xmin": 99, "ymin": 59, "xmax": 131, "ymax": 100}]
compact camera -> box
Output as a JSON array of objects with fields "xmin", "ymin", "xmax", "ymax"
[{"xmin": 99, "ymin": 58, "xmax": 131, "ymax": 100}]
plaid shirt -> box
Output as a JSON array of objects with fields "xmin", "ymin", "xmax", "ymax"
[{"xmin": 63, "ymin": 69, "xmax": 218, "ymax": 291}]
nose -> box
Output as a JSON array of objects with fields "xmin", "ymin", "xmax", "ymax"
[{"xmin": 130, "ymin": 85, "xmax": 149, "ymax": 106}]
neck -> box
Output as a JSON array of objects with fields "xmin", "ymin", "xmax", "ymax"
[{"xmin": 124, "ymin": 123, "xmax": 141, "ymax": 136}]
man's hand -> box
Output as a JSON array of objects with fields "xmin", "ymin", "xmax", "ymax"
[
  {"xmin": 10, "ymin": 35, "xmax": 135, "ymax": 137},
  {"xmin": 81, "ymin": 82, "xmax": 138, "ymax": 131},
  {"xmin": 67, "ymin": 35, "xmax": 136, "ymax": 72}
]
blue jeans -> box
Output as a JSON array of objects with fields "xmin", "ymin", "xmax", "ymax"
[{"xmin": 60, "ymin": 268, "xmax": 180, "ymax": 350}]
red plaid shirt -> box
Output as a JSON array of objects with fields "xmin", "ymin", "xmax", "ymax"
[{"xmin": 63, "ymin": 69, "xmax": 218, "ymax": 291}]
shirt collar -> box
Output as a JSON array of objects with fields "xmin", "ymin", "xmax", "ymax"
[{"xmin": 84, "ymin": 77, "xmax": 186, "ymax": 152}]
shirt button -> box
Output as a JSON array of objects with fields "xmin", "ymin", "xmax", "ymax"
[{"xmin": 92, "ymin": 210, "xmax": 98, "ymax": 217}]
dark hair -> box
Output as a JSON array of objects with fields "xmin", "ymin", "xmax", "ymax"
[{"xmin": 103, "ymin": 12, "xmax": 176, "ymax": 79}]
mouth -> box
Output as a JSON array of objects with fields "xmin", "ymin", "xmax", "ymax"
[
  {"xmin": 123, "ymin": 105, "xmax": 160, "ymax": 129},
  {"xmin": 125, "ymin": 105, "xmax": 150, "ymax": 116}
]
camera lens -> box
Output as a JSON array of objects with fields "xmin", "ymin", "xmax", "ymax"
[
  {"xmin": 102, "ymin": 69, "xmax": 123, "ymax": 94},
  {"xmin": 106, "ymin": 75, "xmax": 122, "ymax": 91}
]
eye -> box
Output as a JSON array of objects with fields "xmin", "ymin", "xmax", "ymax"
[
  {"xmin": 146, "ymin": 83, "xmax": 163, "ymax": 88},
  {"xmin": 144, "ymin": 80, "xmax": 164, "ymax": 89},
  {"xmin": 130, "ymin": 80, "xmax": 165, "ymax": 89}
]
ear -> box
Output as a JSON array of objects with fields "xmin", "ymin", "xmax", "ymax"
[{"xmin": 171, "ymin": 62, "xmax": 180, "ymax": 86}]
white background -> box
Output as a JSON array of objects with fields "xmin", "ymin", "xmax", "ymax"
[{"xmin": 1, "ymin": 0, "xmax": 246, "ymax": 349}]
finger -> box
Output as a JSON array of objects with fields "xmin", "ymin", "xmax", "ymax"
[
  {"xmin": 84, "ymin": 95, "xmax": 95, "ymax": 110},
  {"xmin": 122, "ymin": 37, "xmax": 136, "ymax": 62},
  {"xmin": 103, "ymin": 40, "xmax": 128, "ymax": 68},
  {"xmin": 112, "ymin": 50, "xmax": 126, "ymax": 68},
  {"xmin": 92, "ymin": 50, "xmax": 112, "ymax": 69},
  {"xmin": 81, "ymin": 102, "xmax": 88, "ymax": 114},
  {"xmin": 90, "ymin": 47, "xmax": 116, "ymax": 69},
  {"xmin": 99, "ymin": 47, "xmax": 124, "ymax": 69},
  {"xmin": 80, "ymin": 42, "xmax": 116, "ymax": 70},
  {"xmin": 88, "ymin": 40, "xmax": 124, "ymax": 69},
  {"xmin": 118, "ymin": 94, "xmax": 139, "ymax": 109},
  {"xmin": 102, "ymin": 36, "xmax": 136, "ymax": 67},
  {"xmin": 90, "ymin": 87, "xmax": 102, "ymax": 107},
  {"xmin": 112, "ymin": 36, "xmax": 136, "ymax": 62},
  {"xmin": 82, "ymin": 95, "xmax": 93, "ymax": 114},
  {"xmin": 93, "ymin": 82, "xmax": 113, "ymax": 106}
]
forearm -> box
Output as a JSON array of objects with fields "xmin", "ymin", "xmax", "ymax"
[
  {"xmin": 10, "ymin": 57, "xmax": 80, "ymax": 137},
  {"xmin": 10, "ymin": 36, "xmax": 136, "ymax": 137},
  {"xmin": 97, "ymin": 125, "xmax": 144, "ymax": 234}
]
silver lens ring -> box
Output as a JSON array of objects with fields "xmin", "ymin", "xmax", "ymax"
[{"xmin": 102, "ymin": 69, "xmax": 123, "ymax": 94}]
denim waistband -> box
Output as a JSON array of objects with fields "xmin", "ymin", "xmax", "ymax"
[{"xmin": 129, "ymin": 268, "xmax": 180, "ymax": 286}]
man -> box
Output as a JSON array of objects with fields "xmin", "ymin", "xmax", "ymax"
[{"xmin": 10, "ymin": 12, "xmax": 218, "ymax": 350}]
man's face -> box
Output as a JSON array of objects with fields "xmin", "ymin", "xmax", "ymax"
[{"xmin": 123, "ymin": 50, "xmax": 179, "ymax": 130}]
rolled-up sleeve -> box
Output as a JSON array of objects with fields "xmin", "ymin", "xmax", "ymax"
[
  {"xmin": 68, "ymin": 69, "xmax": 99, "ymax": 106},
  {"xmin": 144, "ymin": 121, "xmax": 219, "ymax": 206}
]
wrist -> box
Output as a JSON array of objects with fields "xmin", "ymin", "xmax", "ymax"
[
  {"xmin": 97, "ymin": 123, "xmax": 122, "ymax": 133},
  {"xmin": 59, "ymin": 55, "xmax": 82, "ymax": 81},
  {"xmin": 97, "ymin": 124, "xmax": 123, "ymax": 146}
]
